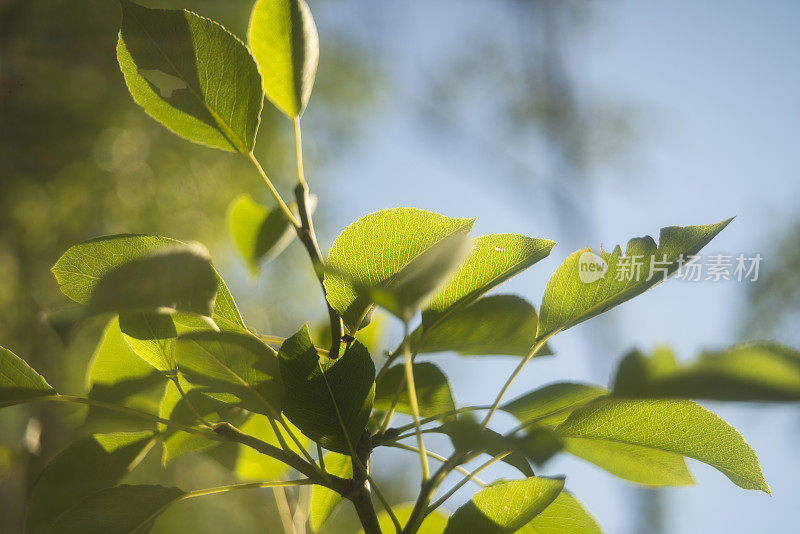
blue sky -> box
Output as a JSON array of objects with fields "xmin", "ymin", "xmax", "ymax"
[{"xmin": 286, "ymin": 1, "xmax": 800, "ymax": 532}]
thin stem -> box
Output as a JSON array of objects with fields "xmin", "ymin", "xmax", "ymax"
[
  {"xmin": 171, "ymin": 376, "xmax": 213, "ymax": 429},
  {"xmin": 293, "ymin": 484, "xmax": 311, "ymax": 533},
  {"xmin": 293, "ymin": 117, "xmax": 308, "ymax": 190},
  {"xmin": 273, "ymin": 485, "xmax": 298, "ymax": 534},
  {"xmin": 386, "ymin": 443, "xmax": 487, "ymax": 487},
  {"xmin": 183, "ymin": 479, "xmax": 313, "ymax": 500},
  {"xmin": 426, "ymin": 452, "xmax": 510, "ymax": 514},
  {"xmin": 246, "ymin": 151, "xmax": 300, "ymax": 228},
  {"xmin": 383, "ymin": 406, "xmax": 493, "ymax": 439},
  {"xmin": 255, "ymin": 333, "xmax": 329, "ymax": 356},
  {"xmin": 479, "ymin": 335, "xmax": 553, "ymax": 431},
  {"xmin": 402, "ymin": 321, "xmax": 430, "ymax": 481}
]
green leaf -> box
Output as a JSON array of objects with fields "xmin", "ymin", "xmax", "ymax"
[
  {"xmin": 86, "ymin": 318, "xmax": 166, "ymax": 431},
  {"xmin": 444, "ymin": 476, "xmax": 565, "ymax": 534},
  {"xmin": 324, "ymin": 208, "xmax": 475, "ymax": 332},
  {"xmin": 117, "ymin": 0, "xmax": 263, "ymax": 152},
  {"xmin": 118, "ymin": 312, "xmax": 178, "ymax": 372},
  {"xmin": 337, "ymin": 231, "xmax": 472, "ymax": 322},
  {"xmin": 374, "ymin": 362, "xmax": 455, "ymax": 419},
  {"xmin": 279, "ymin": 325, "xmax": 374, "ymax": 453},
  {"xmin": 371, "ymin": 504, "xmax": 449, "ymax": 534},
  {"xmin": 613, "ymin": 342, "xmax": 800, "ymax": 401},
  {"xmin": 556, "ymin": 397, "xmax": 770, "ymax": 492},
  {"xmin": 0, "ymin": 345, "xmax": 54, "ymax": 407},
  {"xmin": 436, "ymin": 417, "xmax": 534, "ymax": 477},
  {"xmin": 423, "ymin": 234, "xmax": 554, "ymax": 328},
  {"xmin": 411, "ymin": 295, "xmax": 551, "ymax": 357},
  {"xmin": 50, "ymin": 484, "xmax": 185, "ymax": 534},
  {"xmin": 309, "ymin": 452, "xmax": 352, "ymax": 532},
  {"xmin": 561, "ymin": 438, "xmax": 694, "ymax": 487},
  {"xmin": 515, "ymin": 427, "xmax": 564, "ymax": 467},
  {"xmin": 175, "ymin": 330, "xmax": 284, "ymax": 416},
  {"xmin": 248, "ymin": 0, "xmax": 319, "ymax": 117},
  {"xmin": 52, "ymin": 234, "xmax": 245, "ymax": 330},
  {"xmin": 520, "ymin": 492, "xmax": 603, "ymax": 534},
  {"xmin": 158, "ymin": 376, "xmax": 246, "ymax": 463},
  {"xmin": 87, "ymin": 243, "xmax": 218, "ymax": 317},
  {"xmin": 26, "ymin": 432, "xmax": 155, "ymax": 534},
  {"xmin": 234, "ymin": 414, "xmax": 308, "ymax": 480},
  {"xmin": 501, "ymin": 382, "xmax": 608, "ymax": 428},
  {"xmin": 537, "ymin": 219, "xmax": 732, "ymax": 339},
  {"xmin": 228, "ymin": 193, "xmax": 312, "ymax": 275}
]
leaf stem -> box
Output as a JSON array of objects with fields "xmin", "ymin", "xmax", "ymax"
[
  {"xmin": 293, "ymin": 116, "xmax": 309, "ymax": 190},
  {"xmin": 382, "ymin": 405, "xmax": 493, "ymax": 439},
  {"xmin": 273, "ymin": 485, "xmax": 299, "ymax": 534},
  {"xmin": 402, "ymin": 321, "xmax": 430, "ymax": 481},
  {"xmin": 479, "ymin": 334, "xmax": 553, "ymax": 431},
  {"xmin": 182, "ymin": 479, "xmax": 313, "ymax": 500},
  {"xmin": 246, "ymin": 151, "xmax": 300, "ymax": 229},
  {"xmin": 425, "ymin": 452, "xmax": 510, "ymax": 515},
  {"xmin": 385, "ymin": 443, "xmax": 487, "ymax": 487}
]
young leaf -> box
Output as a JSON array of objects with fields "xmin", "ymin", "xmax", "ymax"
[
  {"xmin": 443, "ymin": 476, "xmax": 565, "ymax": 534},
  {"xmin": 248, "ymin": 0, "xmax": 319, "ymax": 117},
  {"xmin": 26, "ymin": 432, "xmax": 155, "ymax": 534},
  {"xmin": 228, "ymin": 193, "xmax": 313, "ymax": 275},
  {"xmin": 86, "ymin": 318, "xmax": 166, "ymax": 432},
  {"xmin": 519, "ymin": 492, "xmax": 603, "ymax": 534},
  {"xmin": 422, "ymin": 234, "xmax": 555, "ymax": 328},
  {"xmin": 556, "ymin": 397, "xmax": 770, "ymax": 492},
  {"xmin": 50, "ymin": 484, "xmax": 185, "ymax": 534},
  {"xmin": 561, "ymin": 438, "xmax": 694, "ymax": 487},
  {"xmin": 537, "ymin": 219, "xmax": 732, "ymax": 339},
  {"xmin": 324, "ymin": 208, "xmax": 475, "ymax": 332},
  {"xmin": 117, "ymin": 0, "xmax": 263, "ymax": 152},
  {"xmin": 279, "ymin": 325, "xmax": 374, "ymax": 454},
  {"xmin": 410, "ymin": 295, "xmax": 551, "ymax": 357},
  {"xmin": 374, "ymin": 362, "xmax": 456, "ymax": 418},
  {"xmin": 175, "ymin": 331, "xmax": 284, "ymax": 416},
  {"xmin": 613, "ymin": 342, "xmax": 800, "ymax": 401},
  {"xmin": 501, "ymin": 382, "xmax": 608, "ymax": 428},
  {"xmin": 0, "ymin": 345, "xmax": 55, "ymax": 408},
  {"xmin": 372, "ymin": 504, "xmax": 449, "ymax": 534},
  {"xmin": 52, "ymin": 234, "xmax": 246, "ymax": 330},
  {"xmin": 87, "ymin": 243, "xmax": 218, "ymax": 317},
  {"xmin": 309, "ymin": 452, "xmax": 352, "ymax": 532},
  {"xmin": 436, "ymin": 417, "xmax": 534, "ymax": 477}
]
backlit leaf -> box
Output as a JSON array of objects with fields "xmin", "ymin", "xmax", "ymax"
[
  {"xmin": 371, "ymin": 504, "xmax": 449, "ymax": 534},
  {"xmin": 374, "ymin": 362, "xmax": 455, "ymax": 419},
  {"xmin": 423, "ymin": 234, "xmax": 554, "ymax": 328},
  {"xmin": 613, "ymin": 342, "xmax": 800, "ymax": 401},
  {"xmin": 324, "ymin": 208, "xmax": 474, "ymax": 332},
  {"xmin": 87, "ymin": 243, "xmax": 218, "ymax": 317},
  {"xmin": 52, "ymin": 234, "xmax": 246, "ymax": 330},
  {"xmin": 248, "ymin": 0, "xmax": 319, "ymax": 117},
  {"xmin": 436, "ymin": 417, "xmax": 534, "ymax": 477},
  {"xmin": 0, "ymin": 345, "xmax": 54, "ymax": 408},
  {"xmin": 309, "ymin": 452, "xmax": 352, "ymax": 532},
  {"xmin": 175, "ymin": 330, "xmax": 284, "ymax": 416},
  {"xmin": 26, "ymin": 432, "xmax": 155, "ymax": 534},
  {"xmin": 538, "ymin": 220, "xmax": 731, "ymax": 339},
  {"xmin": 501, "ymin": 382, "xmax": 608, "ymax": 428},
  {"xmin": 444, "ymin": 477, "xmax": 565, "ymax": 534},
  {"xmin": 556, "ymin": 397, "xmax": 769, "ymax": 492},
  {"xmin": 233, "ymin": 414, "xmax": 308, "ymax": 480},
  {"xmin": 50, "ymin": 484, "xmax": 185, "ymax": 534},
  {"xmin": 411, "ymin": 295, "xmax": 551, "ymax": 357},
  {"xmin": 520, "ymin": 492, "xmax": 603, "ymax": 534},
  {"xmin": 279, "ymin": 325, "xmax": 374, "ymax": 453},
  {"xmin": 118, "ymin": 0, "xmax": 263, "ymax": 152},
  {"xmin": 228, "ymin": 193, "xmax": 312, "ymax": 275}
]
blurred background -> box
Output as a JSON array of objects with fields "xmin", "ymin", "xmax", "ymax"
[{"xmin": 1, "ymin": 0, "xmax": 799, "ymax": 532}]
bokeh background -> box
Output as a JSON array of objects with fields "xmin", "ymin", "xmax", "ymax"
[{"xmin": 1, "ymin": 0, "xmax": 799, "ymax": 532}]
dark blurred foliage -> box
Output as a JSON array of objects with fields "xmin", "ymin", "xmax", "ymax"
[
  {"xmin": 745, "ymin": 218, "xmax": 800, "ymax": 345},
  {"xmin": 0, "ymin": 0, "xmax": 379, "ymax": 531}
]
